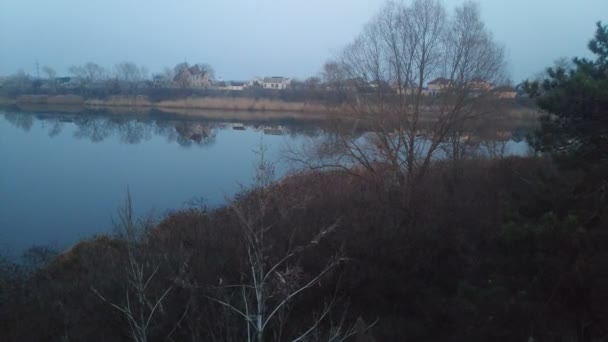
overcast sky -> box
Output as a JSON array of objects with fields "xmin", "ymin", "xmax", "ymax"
[{"xmin": 0, "ymin": 0, "xmax": 606, "ymax": 83}]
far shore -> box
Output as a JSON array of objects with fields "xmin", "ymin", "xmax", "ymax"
[
  {"xmin": 0, "ymin": 94, "xmax": 541, "ymax": 125},
  {"xmin": 1, "ymin": 94, "xmax": 339, "ymax": 116}
]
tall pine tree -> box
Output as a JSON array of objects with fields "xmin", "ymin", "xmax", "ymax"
[{"xmin": 526, "ymin": 22, "xmax": 608, "ymax": 164}]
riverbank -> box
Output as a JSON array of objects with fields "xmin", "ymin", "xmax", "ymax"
[
  {"xmin": 2, "ymin": 156, "xmax": 606, "ymax": 341},
  {"xmin": 2, "ymin": 94, "xmax": 541, "ymax": 129},
  {"xmin": 11, "ymin": 94, "xmax": 335, "ymax": 114}
]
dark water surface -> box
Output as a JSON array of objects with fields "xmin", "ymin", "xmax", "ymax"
[
  {"xmin": 0, "ymin": 110, "xmax": 321, "ymax": 254},
  {"xmin": 0, "ymin": 109, "xmax": 531, "ymax": 254}
]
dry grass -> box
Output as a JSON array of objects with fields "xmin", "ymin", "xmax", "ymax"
[
  {"xmin": 157, "ymin": 97, "xmax": 328, "ymax": 113},
  {"xmin": 7, "ymin": 95, "xmax": 537, "ymax": 126},
  {"xmin": 27, "ymin": 95, "xmax": 333, "ymax": 115},
  {"xmin": 85, "ymin": 95, "xmax": 151, "ymax": 107},
  {"xmin": 48, "ymin": 95, "xmax": 85, "ymax": 105}
]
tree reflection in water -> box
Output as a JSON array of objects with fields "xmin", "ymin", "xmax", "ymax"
[
  {"xmin": 0, "ymin": 111, "xmax": 329, "ymax": 148},
  {"xmin": 1, "ymin": 110, "xmax": 529, "ymax": 154},
  {"xmin": 1, "ymin": 112, "xmax": 223, "ymax": 147},
  {"xmin": 3, "ymin": 111, "xmax": 34, "ymax": 132}
]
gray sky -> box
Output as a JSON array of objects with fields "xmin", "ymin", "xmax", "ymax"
[{"xmin": 1, "ymin": 0, "xmax": 606, "ymax": 83}]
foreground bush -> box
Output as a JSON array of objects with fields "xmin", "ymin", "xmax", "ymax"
[{"xmin": 2, "ymin": 157, "xmax": 608, "ymax": 341}]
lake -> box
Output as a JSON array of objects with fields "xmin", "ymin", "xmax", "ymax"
[{"xmin": 0, "ymin": 109, "xmax": 531, "ymax": 255}]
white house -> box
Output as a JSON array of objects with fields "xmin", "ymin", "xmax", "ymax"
[
  {"xmin": 262, "ymin": 77, "xmax": 291, "ymax": 90},
  {"xmin": 427, "ymin": 77, "xmax": 452, "ymax": 93},
  {"xmin": 226, "ymin": 82, "xmax": 246, "ymax": 91},
  {"xmin": 494, "ymin": 86, "xmax": 517, "ymax": 99},
  {"xmin": 218, "ymin": 81, "xmax": 247, "ymax": 91},
  {"xmin": 426, "ymin": 77, "xmax": 495, "ymax": 95},
  {"xmin": 247, "ymin": 77, "xmax": 263, "ymax": 87},
  {"xmin": 468, "ymin": 77, "xmax": 494, "ymax": 91},
  {"xmin": 391, "ymin": 81, "xmax": 430, "ymax": 95}
]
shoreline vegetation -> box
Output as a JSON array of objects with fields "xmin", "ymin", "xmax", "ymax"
[
  {"xmin": 0, "ymin": 94, "xmax": 540, "ymax": 124},
  {"xmin": 3, "ymin": 156, "xmax": 607, "ymax": 341},
  {"xmin": 5, "ymin": 94, "xmax": 334, "ymax": 114}
]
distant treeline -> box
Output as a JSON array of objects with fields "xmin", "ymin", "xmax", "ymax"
[
  {"xmin": 0, "ymin": 60, "xmax": 533, "ymax": 109},
  {"xmin": 0, "ymin": 82, "xmax": 350, "ymax": 106},
  {"xmin": 0, "ymin": 61, "xmax": 351, "ymax": 105}
]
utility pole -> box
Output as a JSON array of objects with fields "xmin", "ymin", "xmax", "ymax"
[{"xmin": 35, "ymin": 60, "xmax": 40, "ymax": 79}]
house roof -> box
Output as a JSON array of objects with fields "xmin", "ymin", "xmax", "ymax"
[
  {"xmin": 428, "ymin": 77, "xmax": 451, "ymax": 85},
  {"xmin": 230, "ymin": 82, "xmax": 246, "ymax": 86},
  {"xmin": 173, "ymin": 66, "xmax": 209, "ymax": 82},
  {"xmin": 263, "ymin": 77, "xmax": 288, "ymax": 83}
]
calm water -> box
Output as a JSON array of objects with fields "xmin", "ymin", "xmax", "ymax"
[
  {"xmin": 0, "ymin": 109, "xmax": 531, "ymax": 254},
  {"xmin": 0, "ymin": 110, "xmax": 322, "ymax": 254}
]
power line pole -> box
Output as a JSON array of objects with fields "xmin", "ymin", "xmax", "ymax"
[{"xmin": 35, "ymin": 60, "xmax": 40, "ymax": 79}]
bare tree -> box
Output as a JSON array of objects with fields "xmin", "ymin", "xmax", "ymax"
[
  {"xmin": 196, "ymin": 63, "xmax": 215, "ymax": 81},
  {"xmin": 114, "ymin": 61, "xmax": 148, "ymax": 92},
  {"xmin": 321, "ymin": 60, "xmax": 348, "ymax": 92},
  {"xmin": 114, "ymin": 61, "xmax": 148, "ymax": 83},
  {"xmin": 207, "ymin": 147, "xmax": 354, "ymax": 342},
  {"xmin": 161, "ymin": 67, "xmax": 175, "ymax": 81},
  {"xmin": 6, "ymin": 70, "xmax": 32, "ymax": 91},
  {"xmin": 152, "ymin": 67, "xmax": 176, "ymax": 88},
  {"xmin": 173, "ymin": 62, "xmax": 189, "ymax": 75},
  {"xmin": 42, "ymin": 66, "xmax": 56, "ymax": 80},
  {"xmin": 92, "ymin": 193, "xmax": 189, "ymax": 342},
  {"xmin": 305, "ymin": 76, "xmax": 322, "ymax": 90},
  {"xmin": 481, "ymin": 138, "xmax": 509, "ymax": 159},
  {"xmin": 173, "ymin": 62, "xmax": 191, "ymax": 88},
  {"xmin": 295, "ymin": 0, "xmax": 508, "ymax": 191},
  {"xmin": 69, "ymin": 62, "xmax": 106, "ymax": 88},
  {"xmin": 41, "ymin": 66, "xmax": 57, "ymax": 92}
]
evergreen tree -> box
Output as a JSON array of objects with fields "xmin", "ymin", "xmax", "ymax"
[{"xmin": 525, "ymin": 22, "xmax": 608, "ymax": 164}]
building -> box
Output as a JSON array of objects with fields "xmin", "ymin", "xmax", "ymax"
[
  {"xmin": 247, "ymin": 78, "xmax": 263, "ymax": 87},
  {"xmin": 494, "ymin": 86, "xmax": 517, "ymax": 99},
  {"xmin": 262, "ymin": 77, "xmax": 291, "ymax": 90},
  {"xmin": 391, "ymin": 80, "xmax": 427, "ymax": 95},
  {"xmin": 216, "ymin": 81, "xmax": 248, "ymax": 91},
  {"xmin": 468, "ymin": 77, "xmax": 494, "ymax": 91},
  {"xmin": 174, "ymin": 65, "xmax": 211, "ymax": 88},
  {"xmin": 427, "ymin": 77, "xmax": 452, "ymax": 94},
  {"xmin": 426, "ymin": 77, "xmax": 497, "ymax": 95},
  {"xmin": 226, "ymin": 82, "xmax": 246, "ymax": 91},
  {"xmin": 368, "ymin": 80, "xmax": 391, "ymax": 91}
]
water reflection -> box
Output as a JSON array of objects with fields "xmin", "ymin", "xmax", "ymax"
[
  {"xmin": 2, "ymin": 108, "xmax": 535, "ymax": 150},
  {"xmin": 3, "ymin": 111, "xmax": 35, "ymax": 132},
  {"xmin": 0, "ymin": 108, "xmax": 535, "ymax": 253},
  {"xmin": 0, "ymin": 110, "xmax": 328, "ymax": 147},
  {"xmin": 1, "ymin": 109, "xmax": 330, "ymax": 254}
]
